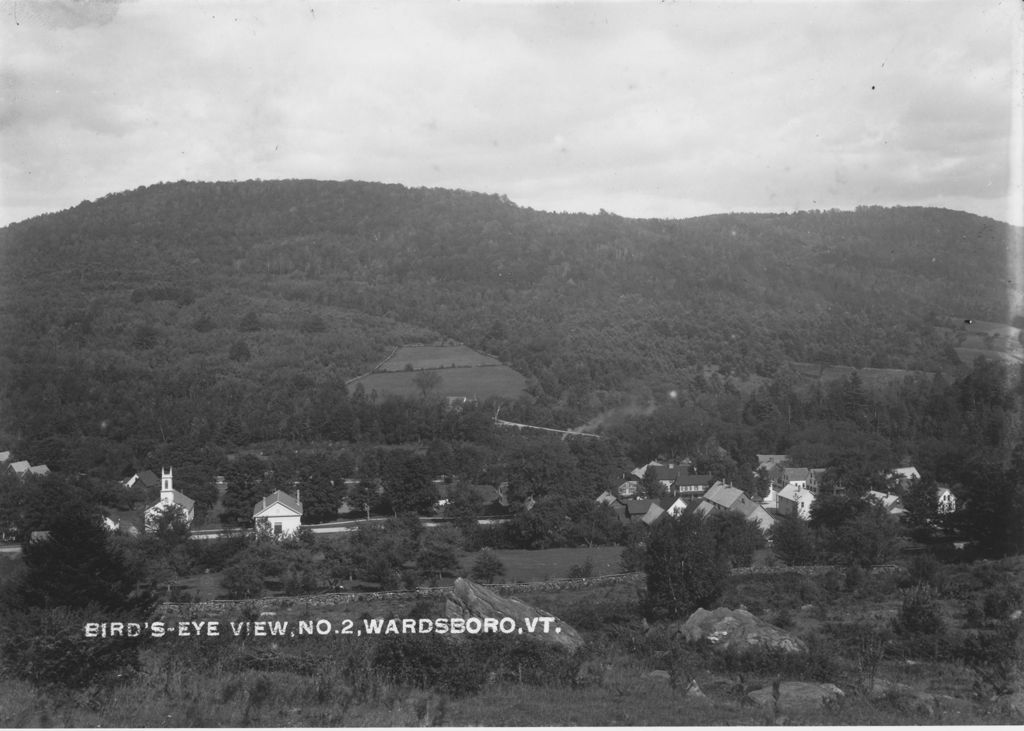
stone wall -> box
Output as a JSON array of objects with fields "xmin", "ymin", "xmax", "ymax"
[{"xmin": 158, "ymin": 564, "xmax": 904, "ymax": 617}]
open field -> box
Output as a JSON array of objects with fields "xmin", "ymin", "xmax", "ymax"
[
  {"xmin": 377, "ymin": 344, "xmax": 503, "ymax": 371},
  {"xmin": 461, "ymin": 546, "xmax": 625, "ymax": 583},
  {"xmin": 350, "ymin": 364, "xmax": 527, "ymax": 400}
]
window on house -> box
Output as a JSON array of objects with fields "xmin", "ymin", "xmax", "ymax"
[{"xmin": 274, "ymin": 522, "xmax": 282, "ymax": 535}]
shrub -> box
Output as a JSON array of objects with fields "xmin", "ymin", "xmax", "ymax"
[
  {"xmin": 958, "ymin": 619, "xmax": 1024, "ymax": 695},
  {"xmin": 0, "ymin": 605, "xmax": 143, "ymax": 687},
  {"xmin": 892, "ymin": 583, "xmax": 946, "ymax": 636},
  {"xmin": 568, "ymin": 558, "xmax": 594, "ymax": 579},
  {"xmin": 983, "ymin": 584, "xmax": 1023, "ymax": 621}
]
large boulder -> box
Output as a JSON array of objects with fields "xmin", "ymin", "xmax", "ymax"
[
  {"xmin": 672, "ymin": 607, "xmax": 807, "ymax": 654},
  {"xmin": 445, "ymin": 577, "xmax": 585, "ymax": 653},
  {"xmin": 748, "ymin": 681, "xmax": 844, "ymax": 716}
]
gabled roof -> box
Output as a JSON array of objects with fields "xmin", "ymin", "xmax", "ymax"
[
  {"xmin": 777, "ymin": 483, "xmax": 814, "ymax": 502},
  {"xmin": 867, "ymin": 490, "xmax": 902, "ymax": 511},
  {"xmin": 782, "ymin": 467, "xmax": 811, "ymax": 482},
  {"xmin": 137, "ymin": 470, "xmax": 160, "ymax": 488},
  {"xmin": 702, "ymin": 482, "xmax": 744, "ymax": 509},
  {"xmin": 0, "ymin": 451, "xmax": 9, "ymax": 463},
  {"xmin": 659, "ymin": 495, "xmax": 686, "ymax": 511},
  {"xmin": 149, "ymin": 489, "xmax": 195, "ymax": 513},
  {"xmin": 9, "ymin": 460, "xmax": 30, "ymax": 475},
  {"xmin": 887, "ymin": 467, "xmax": 920, "ymax": 481},
  {"xmin": 253, "ymin": 490, "xmax": 302, "ymax": 517},
  {"xmin": 641, "ymin": 503, "xmax": 665, "ymax": 525},
  {"xmin": 624, "ymin": 499, "xmax": 655, "ymax": 517},
  {"xmin": 28, "ymin": 464, "xmax": 50, "ymax": 476},
  {"xmin": 674, "ymin": 474, "xmax": 713, "ymax": 487}
]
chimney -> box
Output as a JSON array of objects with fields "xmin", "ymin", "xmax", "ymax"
[{"xmin": 296, "ymin": 489, "xmax": 301, "ymax": 505}]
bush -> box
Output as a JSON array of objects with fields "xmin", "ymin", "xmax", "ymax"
[
  {"xmin": 568, "ymin": 558, "xmax": 594, "ymax": 579},
  {"xmin": 892, "ymin": 583, "xmax": 946, "ymax": 636},
  {"xmin": 0, "ymin": 605, "xmax": 143, "ymax": 687},
  {"xmin": 983, "ymin": 584, "xmax": 1023, "ymax": 621}
]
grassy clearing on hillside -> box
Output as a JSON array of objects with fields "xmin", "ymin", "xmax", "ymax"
[
  {"xmin": 462, "ymin": 546, "xmax": 626, "ymax": 583},
  {"xmin": 350, "ymin": 364, "xmax": 527, "ymax": 400},
  {"xmin": 378, "ymin": 345, "xmax": 503, "ymax": 371}
]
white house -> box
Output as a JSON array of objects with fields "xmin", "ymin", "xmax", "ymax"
[
  {"xmin": 144, "ymin": 467, "xmax": 195, "ymax": 530},
  {"xmin": 253, "ymin": 490, "xmax": 303, "ymax": 537},
  {"xmin": 8, "ymin": 460, "xmax": 31, "ymax": 478},
  {"xmin": 777, "ymin": 483, "xmax": 816, "ymax": 520},
  {"xmin": 936, "ymin": 486, "xmax": 957, "ymax": 514}
]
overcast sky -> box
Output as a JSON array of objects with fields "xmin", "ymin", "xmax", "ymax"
[{"xmin": 1, "ymin": 0, "xmax": 1021, "ymax": 227}]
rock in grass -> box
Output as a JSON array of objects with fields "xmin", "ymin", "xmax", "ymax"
[
  {"xmin": 673, "ymin": 607, "xmax": 808, "ymax": 654},
  {"xmin": 748, "ymin": 681, "xmax": 844, "ymax": 716},
  {"xmin": 445, "ymin": 577, "xmax": 584, "ymax": 653}
]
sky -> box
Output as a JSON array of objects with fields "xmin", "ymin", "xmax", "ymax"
[{"xmin": 1, "ymin": 0, "xmax": 1022, "ymax": 227}]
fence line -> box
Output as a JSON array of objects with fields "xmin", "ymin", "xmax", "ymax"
[{"xmin": 157, "ymin": 564, "xmax": 904, "ymax": 616}]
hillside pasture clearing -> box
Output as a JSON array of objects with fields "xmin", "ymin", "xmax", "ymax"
[
  {"xmin": 461, "ymin": 546, "xmax": 625, "ymax": 583},
  {"xmin": 350, "ymin": 364, "xmax": 527, "ymax": 400},
  {"xmin": 377, "ymin": 344, "xmax": 503, "ymax": 371}
]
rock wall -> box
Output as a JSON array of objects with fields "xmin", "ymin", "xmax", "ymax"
[{"xmin": 158, "ymin": 564, "xmax": 903, "ymax": 617}]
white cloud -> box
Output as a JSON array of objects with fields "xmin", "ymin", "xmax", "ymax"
[{"xmin": 0, "ymin": 0, "xmax": 1020, "ymax": 226}]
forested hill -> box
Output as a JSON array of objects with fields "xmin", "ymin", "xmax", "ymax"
[{"xmin": 0, "ymin": 179, "xmax": 1017, "ymax": 471}]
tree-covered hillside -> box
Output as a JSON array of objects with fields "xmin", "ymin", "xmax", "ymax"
[{"xmin": 0, "ymin": 180, "xmax": 1018, "ymax": 474}]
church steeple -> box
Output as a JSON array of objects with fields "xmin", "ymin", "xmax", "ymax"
[{"xmin": 161, "ymin": 467, "xmax": 173, "ymax": 503}]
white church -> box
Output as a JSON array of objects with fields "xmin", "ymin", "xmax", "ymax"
[{"xmin": 144, "ymin": 467, "xmax": 195, "ymax": 531}]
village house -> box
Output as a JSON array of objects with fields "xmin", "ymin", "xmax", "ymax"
[
  {"xmin": 776, "ymin": 482, "xmax": 816, "ymax": 520},
  {"xmin": 6, "ymin": 459, "xmax": 50, "ymax": 479},
  {"xmin": 253, "ymin": 489, "xmax": 303, "ymax": 537},
  {"xmin": 866, "ymin": 490, "xmax": 906, "ymax": 518},
  {"xmin": 936, "ymin": 485, "xmax": 957, "ymax": 514},
  {"xmin": 144, "ymin": 467, "xmax": 195, "ymax": 530},
  {"xmin": 122, "ymin": 469, "xmax": 160, "ymax": 491},
  {"xmin": 695, "ymin": 482, "xmax": 775, "ymax": 532},
  {"xmin": 670, "ymin": 473, "xmax": 714, "ymax": 498}
]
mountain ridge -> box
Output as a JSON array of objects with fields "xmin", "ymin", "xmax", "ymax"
[{"xmin": 0, "ymin": 179, "xmax": 1019, "ymax": 472}]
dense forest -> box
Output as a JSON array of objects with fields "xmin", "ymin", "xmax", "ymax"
[{"xmin": 0, "ymin": 179, "xmax": 1020, "ymax": 478}]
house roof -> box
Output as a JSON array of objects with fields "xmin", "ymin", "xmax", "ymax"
[
  {"xmin": 659, "ymin": 495, "xmax": 686, "ymax": 511},
  {"xmin": 674, "ymin": 474, "xmax": 713, "ymax": 487},
  {"xmin": 149, "ymin": 489, "xmax": 195, "ymax": 513},
  {"xmin": 624, "ymin": 499, "xmax": 655, "ymax": 517},
  {"xmin": 702, "ymin": 483, "xmax": 744, "ymax": 509},
  {"xmin": 641, "ymin": 503, "xmax": 665, "ymax": 525},
  {"xmin": 782, "ymin": 467, "xmax": 811, "ymax": 482},
  {"xmin": 0, "ymin": 451, "xmax": 9, "ymax": 463},
  {"xmin": 777, "ymin": 483, "xmax": 814, "ymax": 502},
  {"xmin": 888, "ymin": 467, "xmax": 920, "ymax": 481},
  {"xmin": 9, "ymin": 460, "xmax": 30, "ymax": 475},
  {"xmin": 648, "ymin": 464, "xmax": 686, "ymax": 482},
  {"xmin": 253, "ymin": 490, "xmax": 303, "ymax": 517},
  {"xmin": 137, "ymin": 470, "xmax": 160, "ymax": 488},
  {"xmin": 867, "ymin": 491, "xmax": 902, "ymax": 510},
  {"xmin": 28, "ymin": 464, "xmax": 50, "ymax": 476}
]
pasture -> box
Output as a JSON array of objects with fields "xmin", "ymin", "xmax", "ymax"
[
  {"xmin": 351, "ymin": 364, "xmax": 527, "ymax": 400},
  {"xmin": 461, "ymin": 546, "xmax": 626, "ymax": 583}
]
